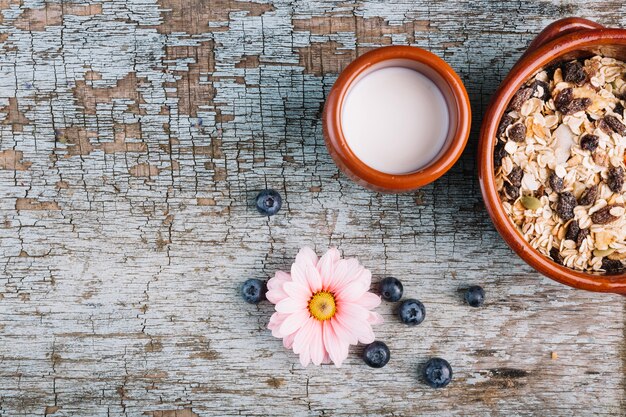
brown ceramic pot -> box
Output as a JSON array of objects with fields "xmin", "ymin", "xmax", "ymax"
[
  {"xmin": 323, "ymin": 45, "xmax": 471, "ymax": 193},
  {"xmin": 478, "ymin": 17, "xmax": 626, "ymax": 294}
]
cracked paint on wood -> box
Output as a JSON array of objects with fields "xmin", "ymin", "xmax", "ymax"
[{"xmin": 0, "ymin": 0, "xmax": 625, "ymax": 416}]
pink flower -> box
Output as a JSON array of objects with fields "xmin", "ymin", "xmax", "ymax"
[{"xmin": 266, "ymin": 247, "xmax": 383, "ymax": 367}]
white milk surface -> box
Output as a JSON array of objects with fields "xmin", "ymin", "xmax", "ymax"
[{"xmin": 341, "ymin": 67, "xmax": 450, "ymax": 175}]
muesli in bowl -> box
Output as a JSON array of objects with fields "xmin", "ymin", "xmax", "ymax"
[{"xmin": 494, "ymin": 55, "xmax": 626, "ymax": 273}]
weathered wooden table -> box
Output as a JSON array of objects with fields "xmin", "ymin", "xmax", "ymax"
[{"xmin": 0, "ymin": 1, "xmax": 625, "ymax": 416}]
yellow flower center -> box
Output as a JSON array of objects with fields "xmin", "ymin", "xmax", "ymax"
[{"xmin": 308, "ymin": 291, "xmax": 336, "ymax": 321}]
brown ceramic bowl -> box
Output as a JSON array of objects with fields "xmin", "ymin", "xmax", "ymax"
[
  {"xmin": 323, "ymin": 45, "xmax": 471, "ymax": 193},
  {"xmin": 478, "ymin": 17, "xmax": 626, "ymax": 294}
]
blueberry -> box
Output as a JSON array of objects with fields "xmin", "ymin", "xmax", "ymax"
[
  {"xmin": 241, "ymin": 279, "xmax": 265, "ymax": 304},
  {"xmin": 422, "ymin": 357, "xmax": 452, "ymax": 388},
  {"xmin": 255, "ymin": 189, "xmax": 282, "ymax": 216},
  {"xmin": 398, "ymin": 299, "xmax": 425, "ymax": 325},
  {"xmin": 379, "ymin": 277, "xmax": 403, "ymax": 302},
  {"xmin": 464, "ymin": 285, "xmax": 485, "ymax": 307},
  {"xmin": 362, "ymin": 341, "xmax": 390, "ymax": 368}
]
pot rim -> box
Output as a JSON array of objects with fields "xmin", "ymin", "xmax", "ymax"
[{"xmin": 323, "ymin": 45, "xmax": 471, "ymax": 193}]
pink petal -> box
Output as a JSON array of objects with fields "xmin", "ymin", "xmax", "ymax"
[
  {"xmin": 279, "ymin": 309, "xmax": 310, "ymax": 337},
  {"xmin": 275, "ymin": 297, "xmax": 307, "ymax": 314},
  {"xmin": 290, "ymin": 263, "xmax": 308, "ymax": 287},
  {"xmin": 330, "ymin": 318, "xmax": 358, "ymax": 345},
  {"xmin": 295, "ymin": 247, "xmax": 318, "ymax": 268},
  {"xmin": 343, "ymin": 258, "xmax": 362, "ymax": 280},
  {"xmin": 327, "ymin": 259, "xmax": 360, "ymax": 292},
  {"xmin": 283, "ymin": 332, "xmax": 296, "ymax": 349},
  {"xmin": 357, "ymin": 325, "xmax": 375, "ymax": 344},
  {"xmin": 335, "ymin": 309, "xmax": 374, "ymax": 344},
  {"xmin": 340, "ymin": 316, "xmax": 374, "ymax": 344},
  {"xmin": 309, "ymin": 322, "xmax": 325, "ymax": 365},
  {"xmin": 322, "ymin": 352, "xmax": 332, "ymax": 365},
  {"xmin": 292, "ymin": 318, "xmax": 317, "ymax": 354},
  {"xmin": 268, "ymin": 312, "xmax": 288, "ymax": 337},
  {"xmin": 266, "ymin": 287, "xmax": 289, "ymax": 304},
  {"xmin": 266, "ymin": 271, "xmax": 291, "ymax": 304},
  {"xmin": 283, "ymin": 281, "xmax": 312, "ymax": 303},
  {"xmin": 335, "ymin": 280, "xmax": 368, "ymax": 302},
  {"xmin": 299, "ymin": 346, "xmax": 311, "ymax": 367},
  {"xmin": 267, "ymin": 271, "xmax": 291, "ymax": 290},
  {"xmin": 323, "ymin": 321, "xmax": 347, "ymax": 367},
  {"xmin": 337, "ymin": 302, "xmax": 370, "ymax": 321},
  {"xmin": 326, "ymin": 259, "xmax": 348, "ymax": 292},
  {"xmin": 354, "ymin": 267, "xmax": 371, "ymax": 288},
  {"xmin": 305, "ymin": 264, "xmax": 323, "ymax": 293},
  {"xmin": 354, "ymin": 292, "xmax": 381, "ymax": 310},
  {"xmin": 367, "ymin": 311, "xmax": 384, "ymax": 325},
  {"xmin": 317, "ymin": 248, "xmax": 340, "ymax": 288}
]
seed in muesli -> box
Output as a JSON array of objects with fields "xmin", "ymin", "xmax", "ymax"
[{"xmin": 494, "ymin": 55, "xmax": 626, "ymax": 273}]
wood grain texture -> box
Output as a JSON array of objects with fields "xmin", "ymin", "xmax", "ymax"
[{"xmin": 0, "ymin": 0, "xmax": 625, "ymax": 416}]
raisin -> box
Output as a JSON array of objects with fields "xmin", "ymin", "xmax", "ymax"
[
  {"xmin": 614, "ymin": 102, "xmax": 624, "ymax": 117},
  {"xmin": 531, "ymin": 80, "xmax": 551, "ymax": 101},
  {"xmin": 545, "ymin": 62, "xmax": 561, "ymax": 80},
  {"xmin": 565, "ymin": 220, "xmax": 580, "ymax": 241},
  {"xmin": 562, "ymin": 61, "xmax": 586, "ymax": 85},
  {"xmin": 507, "ymin": 123, "xmax": 527, "ymax": 142},
  {"xmin": 578, "ymin": 184, "xmax": 598, "ymax": 206},
  {"xmin": 550, "ymin": 247, "xmax": 564, "ymax": 265},
  {"xmin": 494, "ymin": 141, "xmax": 507, "ymax": 168},
  {"xmin": 601, "ymin": 258, "xmax": 624, "ymax": 273},
  {"xmin": 507, "ymin": 166, "xmax": 523, "ymax": 187},
  {"xmin": 598, "ymin": 118, "xmax": 612, "ymax": 134},
  {"xmin": 497, "ymin": 114, "xmax": 514, "ymax": 138},
  {"xmin": 562, "ymin": 98, "xmax": 592, "ymax": 115},
  {"xmin": 591, "ymin": 205, "xmax": 619, "ymax": 224},
  {"xmin": 555, "ymin": 87, "xmax": 591, "ymax": 114},
  {"xmin": 556, "ymin": 192, "xmax": 577, "ymax": 221},
  {"xmin": 607, "ymin": 166, "xmax": 625, "ymax": 192},
  {"xmin": 549, "ymin": 172, "xmax": 564, "ymax": 192},
  {"xmin": 508, "ymin": 87, "xmax": 534, "ymax": 111},
  {"xmin": 555, "ymin": 88, "xmax": 573, "ymax": 112},
  {"xmin": 504, "ymin": 183, "xmax": 520, "ymax": 201},
  {"xmin": 604, "ymin": 115, "xmax": 626, "ymax": 136},
  {"xmin": 576, "ymin": 228, "xmax": 590, "ymax": 247},
  {"xmin": 580, "ymin": 134, "xmax": 599, "ymax": 152}
]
